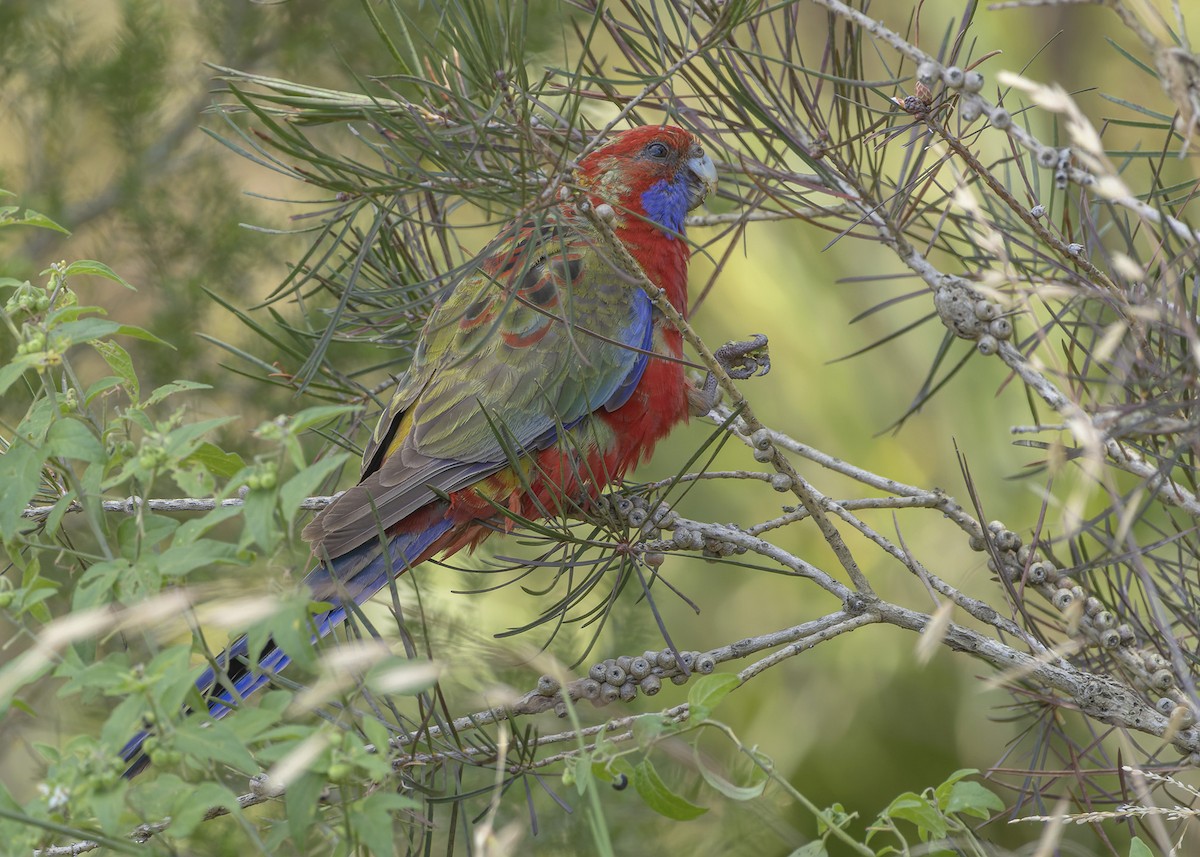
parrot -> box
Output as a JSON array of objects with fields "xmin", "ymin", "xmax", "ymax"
[{"xmin": 121, "ymin": 124, "xmax": 719, "ymax": 776}]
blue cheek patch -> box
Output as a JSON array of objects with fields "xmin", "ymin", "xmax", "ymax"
[{"xmin": 640, "ymin": 178, "xmax": 689, "ymax": 239}]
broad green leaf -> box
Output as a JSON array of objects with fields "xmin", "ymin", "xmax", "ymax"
[
  {"xmin": 91, "ymin": 779, "xmax": 129, "ymax": 835},
  {"xmin": 171, "ymin": 783, "xmax": 240, "ymax": 838},
  {"xmin": 360, "ymin": 712, "xmax": 392, "ymax": 755},
  {"xmin": 0, "ymin": 354, "xmax": 38, "ymax": 397},
  {"xmin": 6, "ymin": 209, "xmax": 69, "ymax": 233},
  {"xmin": 116, "ymin": 514, "xmax": 179, "ymax": 559},
  {"xmin": 54, "ymin": 318, "xmax": 121, "ymax": 346},
  {"xmin": 354, "ymin": 792, "xmax": 421, "ymax": 857},
  {"xmin": 183, "ymin": 442, "xmax": 245, "ymax": 479},
  {"xmin": 882, "ymin": 793, "xmax": 948, "ymax": 841},
  {"xmin": 286, "ymin": 770, "xmax": 326, "ymax": 849},
  {"xmin": 631, "ymin": 758, "xmax": 707, "ymax": 820},
  {"xmin": 241, "ymin": 485, "xmax": 279, "ymax": 552},
  {"xmin": 0, "ymin": 441, "xmax": 45, "ymax": 541},
  {"xmin": 933, "ymin": 768, "xmax": 979, "ymax": 807},
  {"xmin": 74, "ymin": 558, "xmax": 134, "ymax": 609},
  {"xmin": 63, "ymin": 260, "xmax": 133, "ymax": 289},
  {"xmin": 45, "ymin": 418, "xmax": 106, "ymax": 464},
  {"xmin": 114, "ymin": 323, "xmax": 171, "ymax": 346},
  {"xmin": 573, "ymin": 752, "xmax": 594, "ymax": 795},
  {"xmin": 1129, "ymin": 837, "xmax": 1155, "ymax": 857},
  {"xmin": 163, "ymin": 417, "xmax": 237, "ymax": 458},
  {"xmin": 83, "ymin": 375, "xmax": 126, "ymax": 406},
  {"xmin": 91, "ymin": 340, "xmax": 138, "ymax": 400},
  {"xmin": 942, "ymin": 781, "xmax": 1003, "ymax": 819},
  {"xmin": 155, "ymin": 538, "xmax": 242, "ymax": 579},
  {"xmin": 787, "ymin": 843, "xmax": 828, "ymax": 857},
  {"xmin": 174, "ymin": 719, "xmax": 258, "ymax": 772},
  {"xmin": 688, "ymin": 672, "xmax": 739, "ymax": 720}
]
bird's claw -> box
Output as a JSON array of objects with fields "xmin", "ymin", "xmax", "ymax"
[
  {"xmin": 689, "ymin": 334, "xmax": 770, "ymax": 415},
  {"xmin": 715, "ymin": 334, "xmax": 770, "ymax": 380}
]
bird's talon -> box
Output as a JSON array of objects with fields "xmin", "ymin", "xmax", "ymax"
[{"xmin": 715, "ymin": 334, "xmax": 770, "ymax": 380}]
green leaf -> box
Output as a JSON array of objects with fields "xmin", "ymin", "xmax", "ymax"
[
  {"xmin": 787, "ymin": 843, "xmax": 828, "ymax": 857},
  {"xmin": 171, "ymin": 783, "xmax": 240, "ymax": 837},
  {"xmin": 0, "ymin": 205, "xmax": 68, "ymax": 233},
  {"xmin": 83, "ymin": 375, "xmax": 126, "ymax": 406},
  {"xmin": 882, "ymin": 793, "xmax": 948, "ymax": 841},
  {"xmin": 0, "ymin": 441, "xmax": 45, "ymax": 542},
  {"xmin": 693, "ymin": 743, "xmax": 767, "ymax": 802},
  {"xmin": 0, "ymin": 353, "xmax": 38, "ymax": 397},
  {"xmin": 942, "ymin": 781, "xmax": 1003, "ymax": 819},
  {"xmin": 63, "ymin": 260, "xmax": 134, "ymax": 289},
  {"xmin": 54, "ymin": 318, "xmax": 121, "ymax": 346},
  {"xmin": 91, "ymin": 340, "xmax": 138, "ymax": 400},
  {"xmin": 816, "ymin": 802, "xmax": 853, "ymax": 836},
  {"xmin": 354, "ymin": 792, "xmax": 420, "ymax": 857},
  {"xmin": 116, "ymin": 513, "xmax": 179, "ymax": 560},
  {"xmin": 631, "ymin": 758, "xmax": 707, "ymax": 820},
  {"xmin": 688, "ymin": 672, "xmax": 740, "ymax": 720},
  {"xmin": 183, "ymin": 442, "xmax": 245, "ymax": 479},
  {"xmin": 360, "ymin": 712, "xmax": 392, "ymax": 756},
  {"xmin": 74, "ymin": 558, "xmax": 134, "ymax": 609},
  {"xmin": 142, "ymin": 379, "xmax": 211, "ymax": 407},
  {"xmin": 286, "ymin": 770, "xmax": 326, "ymax": 848},
  {"xmin": 45, "ymin": 418, "xmax": 106, "ymax": 464},
  {"xmin": 633, "ymin": 714, "xmax": 666, "ymax": 749},
  {"xmin": 1129, "ymin": 837, "xmax": 1155, "ymax": 857},
  {"xmin": 155, "ymin": 537, "xmax": 242, "ymax": 579},
  {"xmin": 91, "ymin": 780, "xmax": 130, "ymax": 835},
  {"xmin": 261, "ymin": 595, "xmax": 320, "ymax": 673},
  {"xmin": 287, "ymin": 404, "xmax": 360, "ymax": 433},
  {"xmin": 114, "ymin": 323, "xmax": 171, "ymax": 346},
  {"xmin": 162, "ymin": 417, "xmax": 237, "ymax": 459},
  {"xmin": 174, "ymin": 719, "xmax": 258, "ymax": 772},
  {"xmin": 279, "ymin": 452, "xmax": 349, "ymax": 530},
  {"xmin": 933, "ymin": 768, "xmax": 978, "ymax": 807},
  {"xmin": 241, "ymin": 485, "xmax": 279, "ymax": 552}
]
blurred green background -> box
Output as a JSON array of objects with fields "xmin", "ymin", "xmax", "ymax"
[{"xmin": 1, "ymin": 0, "xmax": 1188, "ymax": 853}]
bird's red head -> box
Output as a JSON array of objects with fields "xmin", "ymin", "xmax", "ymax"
[{"xmin": 576, "ymin": 125, "xmax": 717, "ymax": 237}]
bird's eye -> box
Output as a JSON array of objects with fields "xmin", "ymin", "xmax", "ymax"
[{"xmin": 645, "ymin": 141, "xmax": 670, "ymax": 159}]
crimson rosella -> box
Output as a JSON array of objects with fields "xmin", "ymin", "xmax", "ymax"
[{"xmin": 122, "ymin": 125, "xmax": 718, "ymax": 775}]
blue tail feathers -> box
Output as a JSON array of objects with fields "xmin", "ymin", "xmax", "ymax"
[{"xmin": 120, "ymin": 522, "xmax": 454, "ymax": 777}]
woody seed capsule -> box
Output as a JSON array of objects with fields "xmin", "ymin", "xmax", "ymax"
[
  {"xmin": 1151, "ymin": 669, "xmax": 1174, "ymax": 690},
  {"xmin": 537, "ymin": 675, "xmax": 560, "ymax": 696}
]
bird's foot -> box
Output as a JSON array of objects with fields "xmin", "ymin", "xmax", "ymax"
[
  {"xmin": 689, "ymin": 334, "xmax": 770, "ymax": 414},
  {"xmin": 716, "ymin": 334, "xmax": 770, "ymax": 380}
]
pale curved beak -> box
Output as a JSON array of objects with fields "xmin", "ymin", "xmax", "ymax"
[{"xmin": 686, "ymin": 146, "xmax": 718, "ymax": 210}]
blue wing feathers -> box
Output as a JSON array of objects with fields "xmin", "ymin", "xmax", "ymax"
[{"xmin": 603, "ymin": 289, "xmax": 653, "ymax": 412}]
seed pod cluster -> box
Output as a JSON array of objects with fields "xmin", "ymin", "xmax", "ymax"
[
  {"xmin": 942, "ymin": 66, "xmax": 965, "ymax": 88},
  {"xmin": 577, "ymin": 649, "xmax": 715, "ymax": 708}
]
